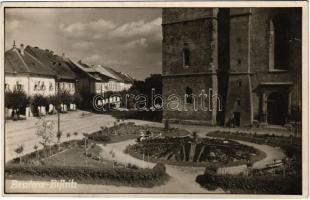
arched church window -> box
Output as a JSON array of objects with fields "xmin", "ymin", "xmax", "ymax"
[{"xmin": 269, "ymin": 16, "xmax": 290, "ymax": 71}]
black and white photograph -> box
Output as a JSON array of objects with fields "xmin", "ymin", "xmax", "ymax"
[{"xmin": 2, "ymin": 2, "xmax": 308, "ymax": 197}]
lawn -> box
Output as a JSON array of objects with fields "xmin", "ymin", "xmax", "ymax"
[
  {"xmin": 6, "ymin": 141, "xmax": 169, "ymax": 188},
  {"xmin": 43, "ymin": 144, "xmax": 113, "ymax": 168}
]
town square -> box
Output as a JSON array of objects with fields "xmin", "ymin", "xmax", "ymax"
[{"xmin": 3, "ymin": 5, "xmax": 305, "ymax": 196}]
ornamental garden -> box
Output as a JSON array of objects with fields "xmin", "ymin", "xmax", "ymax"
[{"xmin": 5, "ymin": 119, "xmax": 302, "ymax": 194}]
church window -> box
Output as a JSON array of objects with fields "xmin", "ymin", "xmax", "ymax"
[{"xmin": 185, "ymin": 87, "xmax": 193, "ymax": 104}]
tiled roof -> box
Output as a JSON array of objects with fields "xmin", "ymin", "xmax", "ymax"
[
  {"xmin": 102, "ymin": 66, "xmax": 126, "ymax": 82},
  {"xmin": 5, "ymin": 44, "xmax": 135, "ymax": 84},
  {"xmin": 5, "ymin": 47, "xmax": 55, "ymax": 76},
  {"xmin": 25, "ymin": 46, "xmax": 77, "ymax": 80},
  {"xmin": 103, "ymin": 66, "xmax": 134, "ymax": 83},
  {"xmin": 115, "ymin": 72, "xmax": 134, "ymax": 83},
  {"xmin": 68, "ymin": 59, "xmax": 101, "ymax": 81},
  {"xmin": 92, "ymin": 65, "xmax": 120, "ymax": 81}
]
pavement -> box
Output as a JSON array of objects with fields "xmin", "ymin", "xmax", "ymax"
[
  {"xmin": 5, "ymin": 110, "xmax": 164, "ymax": 162},
  {"xmin": 5, "ymin": 110, "xmax": 116, "ymax": 162}
]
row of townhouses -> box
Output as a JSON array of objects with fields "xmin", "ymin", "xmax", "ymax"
[{"xmin": 5, "ymin": 42, "xmax": 134, "ymax": 117}]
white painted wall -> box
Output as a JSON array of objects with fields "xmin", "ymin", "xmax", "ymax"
[
  {"xmin": 5, "ymin": 75, "xmax": 29, "ymax": 94},
  {"xmin": 29, "ymin": 77, "xmax": 56, "ymax": 96},
  {"xmin": 5, "ymin": 75, "xmax": 77, "ymax": 96},
  {"xmin": 58, "ymin": 82, "xmax": 76, "ymax": 95}
]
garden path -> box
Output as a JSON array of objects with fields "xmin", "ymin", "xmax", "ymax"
[{"xmin": 98, "ymin": 139, "xmax": 224, "ymax": 193}]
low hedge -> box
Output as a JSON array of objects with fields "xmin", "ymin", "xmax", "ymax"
[
  {"xmin": 5, "ymin": 163, "xmax": 168, "ymax": 187},
  {"xmin": 196, "ymin": 172, "xmax": 302, "ymax": 194},
  {"xmin": 8, "ymin": 140, "xmax": 78, "ymax": 165}
]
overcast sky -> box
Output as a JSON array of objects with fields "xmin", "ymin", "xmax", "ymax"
[{"xmin": 5, "ymin": 8, "xmax": 162, "ymax": 80}]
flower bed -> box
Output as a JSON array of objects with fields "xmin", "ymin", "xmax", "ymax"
[
  {"xmin": 196, "ymin": 131, "xmax": 302, "ymax": 194},
  {"xmin": 88, "ymin": 122, "xmax": 189, "ymax": 143},
  {"xmin": 207, "ymin": 131, "xmax": 302, "ymax": 161},
  {"xmin": 125, "ymin": 137, "xmax": 265, "ymax": 167}
]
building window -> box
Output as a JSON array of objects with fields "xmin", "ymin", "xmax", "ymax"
[
  {"xmin": 185, "ymin": 87, "xmax": 193, "ymax": 104},
  {"xmin": 269, "ymin": 16, "xmax": 290, "ymax": 71},
  {"xmin": 41, "ymin": 82, "xmax": 46, "ymax": 90},
  {"xmin": 238, "ymin": 80, "xmax": 242, "ymax": 87},
  {"xmin": 5, "ymin": 84, "xmax": 9, "ymax": 91},
  {"xmin": 236, "ymin": 99, "xmax": 241, "ymax": 106},
  {"xmin": 16, "ymin": 81, "xmax": 23, "ymax": 91},
  {"xmin": 183, "ymin": 43, "xmax": 190, "ymax": 67},
  {"xmin": 49, "ymin": 82, "xmax": 53, "ymax": 91}
]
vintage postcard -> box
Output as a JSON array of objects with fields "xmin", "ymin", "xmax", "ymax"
[{"xmin": 1, "ymin": 1, "xmax": 308, "ymax": 197}]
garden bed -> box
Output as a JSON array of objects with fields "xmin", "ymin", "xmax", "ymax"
[
  {"xmin": 207, "ymin": 130, "xmax": 302, "ymax": 161},
  {"xmin": 6, "ymin": 135, "xmax": 169, "ymax": 187},
  {"xmin": 196, "ymin": 130, "xmax": 303, "ymax": 194},
  {"xmin": 125, "ymin": 137, "xmax": 266, "ymax": 167},
  {"xmin": 88, "ymin": 122, "xmax": 189, "ymax": 143}
]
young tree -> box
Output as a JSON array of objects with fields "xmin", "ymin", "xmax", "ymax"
[
  {"xmin": 33, "ymin": 144, "xmax": 39, "ymax": 160},
  {"xmin": 31, "ymin": 94, "xmax": 49, "ymax": 117},
  {"xmin": 56, "ymin": 131, "xmax": 63, "ymax": 150},
  {"xmin": 73, "ymin": 132, "xmax": 79, "ymax": 146},
  {"xmin": 35, "ymin": 118, "xmax": 55, "ymax": 156},
  {"xmin": 5, "ymin": 89, "xmax": 29, "ymax": 119},
  {"xmin": 66, "ymin": 133, "xmax": 71, "ymax": 141},
  {"xmin": 83, "ymin": 133, "xmax": 89, "ymax": 167},
  {"xmin": 56, "ymin": 131, "xmax": 63, "ymax": 143},
  {"xmin": 14, "ymin": 144, "xmax": 24, "ymax": 164}
]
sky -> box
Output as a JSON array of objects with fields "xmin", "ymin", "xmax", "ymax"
[{"xmin": 5, "ymin": 8, "xmax": 162, "ymax": 80}]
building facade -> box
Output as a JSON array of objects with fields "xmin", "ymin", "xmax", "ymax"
[{"xmin": 162, "ymin": 8, "xmax": 302, "ymax": 127}]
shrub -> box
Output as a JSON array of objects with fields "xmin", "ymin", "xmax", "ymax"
[
  {"xmin": 204, "ymin": 165, "xmax": 218, "ymax": 175},
  {"xmin": 196, "ymin": 173, "xmax": 302, "ymax": 194},
  {"xmin": 88, "ymin": 132, "xmax": 111, "ymax": 142},
  {"xmin": 153, "ymin": 163, "xmax": 166, "ymax": 174},
  {"xmin": 5, "ymin": 89, "xmax": 29, "ymax": 110},
  {"xmin": 31, "ymin": 94, "xmax": 49, "ymax": 116},
  {"xmin": 5, "ymin": 163, "xmax": 167, "ymax": 187},
  {"xmin": 127, "ymin": 163, "xmax": 139, "ymax": 170}
]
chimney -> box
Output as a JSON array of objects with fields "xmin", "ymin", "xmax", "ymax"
[
  {"xmin": 20, "ymin": 44, "xmax": 25, "ymax": 56},
  {"xmin": 12, "ymin": 40, "xmax": 16, "ymax": 49}
]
